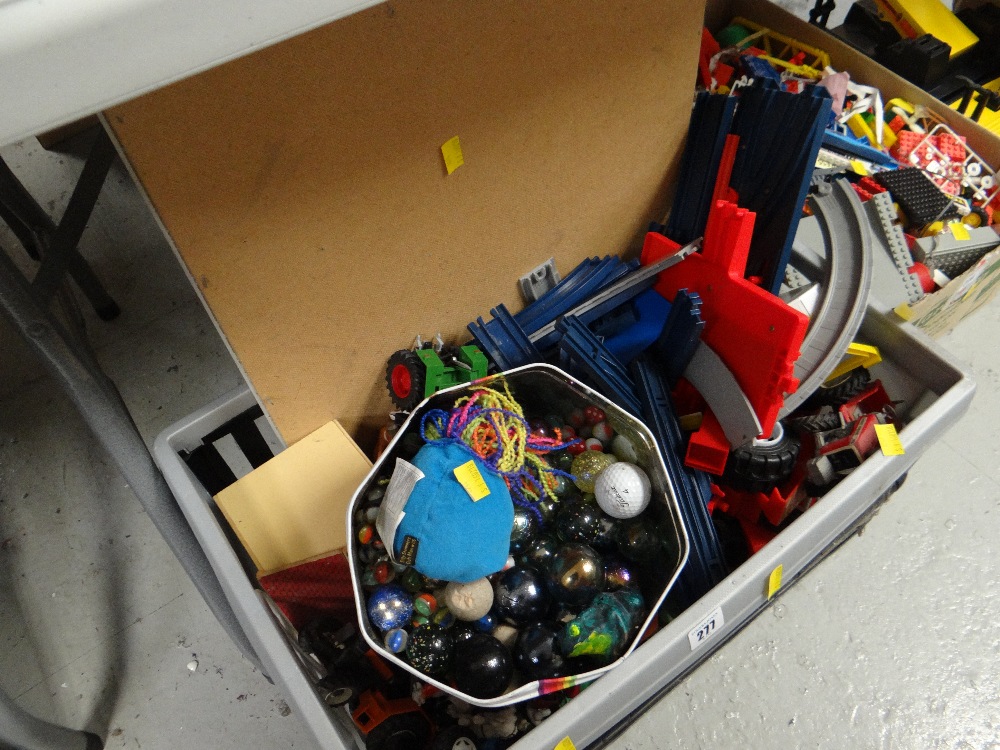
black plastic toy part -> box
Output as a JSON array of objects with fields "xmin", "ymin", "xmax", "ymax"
[
  {"xmin": 805, "ymin": 367, "xmax": 872, "ymax": 408},
  {"xmin": 722, "ymin": 422, "xmax": 801, "ymax": 493}
]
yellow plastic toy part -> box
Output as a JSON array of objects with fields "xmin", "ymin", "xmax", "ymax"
[
  {"xmin": 871, "ymin": 0, "xmax": 978, "ymax": 58},
  {"xmin": 825, "ymin": 343, "xmax": 883, "ymax": 384},
  {"xmin": 731, "ymin": 16, "xmax": 832, "ymax": 71}
]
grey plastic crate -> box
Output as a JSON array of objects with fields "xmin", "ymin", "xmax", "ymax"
[{"xmin": 153, "ymin": 307, "xmax": 974, "ymax": 750}]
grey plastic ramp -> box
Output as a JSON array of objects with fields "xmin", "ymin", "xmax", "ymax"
[{"xmin": 780, "ymin": 178, "xmax": 873, "ymax": 418}]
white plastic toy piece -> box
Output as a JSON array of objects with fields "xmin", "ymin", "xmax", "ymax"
[{"xmin": 594, "ymin": 462, "xmax": 652, "ymax": 519}]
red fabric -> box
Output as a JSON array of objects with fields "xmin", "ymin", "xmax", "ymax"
[{"xmin": 258, "ymin": 553, "xmax": 357, "ymax": 630}]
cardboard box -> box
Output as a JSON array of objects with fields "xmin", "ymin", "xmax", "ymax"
[{"xmin": 707, "ymin": 0, "xmax": 1000, "ymax": 337}]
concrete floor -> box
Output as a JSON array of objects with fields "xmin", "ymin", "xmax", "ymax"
[{"xmin": 3, "ymin": 81, "xmax": 1000, "ymax": 750}]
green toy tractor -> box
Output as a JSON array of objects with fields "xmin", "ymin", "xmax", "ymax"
[{"xmin": 385, "ymin": 336, "xmax": 490, "ymax": 411}]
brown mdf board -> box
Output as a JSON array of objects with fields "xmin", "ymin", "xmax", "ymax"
[
  {"xmin": 106, "ymin": 0, "xmax": 705, "ymax": 448},
  {"xmin": 706, "ymin": 0, "xmax": 1000, "ymax": 167}
]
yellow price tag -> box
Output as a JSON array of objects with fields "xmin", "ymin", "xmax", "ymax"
[
  {"xmin": 554, "ymin": 738, "xmax": 577, "ymax": 750},
  {"xmin": 454, "ymin": 460, "xmax": 490, "ymax": 501},
  {"xmin": 874, "ymin": 423, "xmax": 905, "ymax": 456},
  {"xmin": 767, "ymin": 564, "xmax": 783, "ymax": 600},
  {"xmin": 950, "ymin": 222, "xmax": 971, "ymax": 241},
  {"xmin": 441, "ymin": 135, "xmax": 465, "ymax": 175}
]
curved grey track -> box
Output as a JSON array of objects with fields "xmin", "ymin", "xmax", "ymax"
[{"xmin": 780, "ymin": 177, "xmax": 873, "ymax": 417}]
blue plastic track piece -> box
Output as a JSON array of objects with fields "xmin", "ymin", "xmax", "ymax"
[
  {"xmin": 632, "ymin": 356, "xmax": 727, "ymax": 608},
  {"xmin": 466, "ymin": 303, "xmax": 543, "ymax": 371},
  {"xmin": 665, "ymin": 91, "xmax": 738, "ymax": 245},
  {"xmin": 821, "ymin": 127, "xmax": 898, "ymax": 167},
  {"xmin": 602, "ymin": 289, "xmax": 673, "ymax": 364},
  {"xmin": 740, "ymin": 54, "xmax": 783, "ymax": 86},
  {"xmin": 729, "ymin": 79, "xmax": 833, "ymax": 294},
  {"xmin": 515, "ymin": 256, "xmax": 637, "ymax": 335},
  {"xmin": 653, "ymin": 288, "xmax": 704, "ymax": 387},
  {"xmin": 555, "ymin": 315, "xmax": 642, "ymax": 416}
]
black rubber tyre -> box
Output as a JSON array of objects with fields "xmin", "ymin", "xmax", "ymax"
[
  {"xmin": 787, "ymin": 410, "xmax": 842, "ymax": 434},
  {"xmin": 723, "ymin": 423, "xmax": 801, "ymax": 493},
  {"xmin": 385, "ymin": 350, "xmax": 426, "ymax": 411},
  {"xmin": 805, "ymin": 367, "xmax": 871, "ymax": 408},
  {"xmin": 364, "ymin": 710, "xmax": 432, "ymax": 750}
]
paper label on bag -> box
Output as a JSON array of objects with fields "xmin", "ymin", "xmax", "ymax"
[
  {"xmin": 376, "ymin": 458, "xmax": 424, "ymax": 562},
  {"xmin": 454, "ymin": 460, "xmax": 490, "ymax": 501}
]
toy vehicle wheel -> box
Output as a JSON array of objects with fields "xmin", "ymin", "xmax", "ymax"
[
  {"xmin": 805, "ymin": 367, "xmax": 871, "ymax": 408},
  {"xmin": 430, "ymin": 725, "xmax": 480, "ymax": 750},
  {"xmin": 364, "ymin": 710, "xmax": 432, "ymax": 750},
  {"xmin": 723, "ymin": 422, "xmax": 800, "ymax": 493},
  {"xmin": 386, "ymin": 350, "xmax": 426, "ymax": 411},
  {"xmin": 317, "ymin": 673, "xmax": 357, "ymax": 708}
]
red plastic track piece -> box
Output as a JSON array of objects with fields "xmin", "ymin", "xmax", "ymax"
[{"xmin": 643, "ymin": 199, "xmax": 808, "ymax": 439}]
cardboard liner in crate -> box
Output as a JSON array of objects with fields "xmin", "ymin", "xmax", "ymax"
[{"xmin": 346, "ymin": 364, "xmax": 690, "ymax": 707}]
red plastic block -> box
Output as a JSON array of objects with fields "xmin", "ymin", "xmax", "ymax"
[
  {"xmin": 643, "ymin": 200, "xmax": 808, "ymax": 440},
  {"xmin": 684, "ymin": 409, "xmax": 730, "ymax": 475},
  {"xmin": 699, "ymin": 27, "xmax": 722, "ymax": 89}
]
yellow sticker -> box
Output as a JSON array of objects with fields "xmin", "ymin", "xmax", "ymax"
[
  {"xmin": 850, "ymin": 159, "xmax": 869, "ymax": 176},
  {"xmin": 767, "ymin": 564, "xmax": 783, "ymax": 600},
  {"xmin": 554, "ymin": 738, "xmax": 577, "ymax": 750},
  {"xmin": 454, "ymin": 460, "xmax": 490, "ymax": 501},
  {"xmin": 874, "ymin": 423, "xmax": 905, "ymax": 456},
  {"xmin": 441, "ymin": 135, "xmax": 464, "ymax": 175},
  {"xmin": 950, "ymin": 222, "xmax": 971, "ymax": 241},
  {"xmin": 893, "ymin": 303, "xmax": 914, "ymax": 321}
]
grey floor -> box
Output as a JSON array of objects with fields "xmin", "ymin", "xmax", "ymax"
[{"xmin": 3, "ymin": 84, "xmax": 1000, "ymax": 750}]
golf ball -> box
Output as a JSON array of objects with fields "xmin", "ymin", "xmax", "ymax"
[{"xmin": 594, "ymin": 462, "xmax": 651, "ymax": 519}]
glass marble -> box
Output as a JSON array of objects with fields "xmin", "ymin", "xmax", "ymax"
[
  {"xmin": 509, "ymin": 506, "xmax": 539, "ymax": 555},
  {"xmin": 452, "ymin": 633, "xmax": 513, "ymax": 699},
  {"xmin": 367, "ymin": 584, "xmax": 413, "ymax": 632},
  {"xmin": 570, "ymin": 451, "xmax": 617, "ymax": 494},
  {"xmin": 521, "ymin": 534, "xmax": 560, "ymax": 571},
  {"xmin": 547, "ymin": 543, "xmax": 604, "ymax": 608},
  {"xmin": 603, "ymin": 558, "xmax": 636, "ymax": 590},
  {"xmin": 514, "ymin": 622, "xmax": 567, "ymax": 680},
  {"xmin": 614, "ymin": 516, "xmax": 662, "ymax": 565},
  {"xmin": 413, "ymin": 592, "xmax": 438, "ymax": 617},
  {"xmin": 406, "ymin": 624, "xmax": 454, "ymax": 676},
  {"xmin": 555, "ymin": 498, "xmax": 603, "ymax": 545},
  {"xmin": 384, "ymin": 627, "xmax": 409, "ymax": 654},
  {"xmin": 494, "ymin": 565, "xmax": 551, "ymax": 626}
]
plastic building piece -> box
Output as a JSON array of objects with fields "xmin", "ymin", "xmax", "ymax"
[
  {"xmin": 825, "ymin": 342, "xmax": 882, "ymax": 384},
  {"xmin": 682, "ymin": 341, "xmax": 762, "ymax": 449},
  {"xmin": 873, "ymin": 166, "xmax": 959, "ymax": 226},
  {"xmin": 684, "ymin": 409, "xmax": 731, "ymax": 475},
  {"xmin": 728, "ymin": 16, "xmax": 832, "ymax": 73},
  {"xmin": 822, "ymin": 127, "xmax": 899, "ymax": 166},
  {"xmin": 915, "ymin": 224, "xmax": 1000, "ymax": 277},
  {"xmin": 555, "ymin": 315, "xmax": 642, "ymax": 416},
  {"xmin": 653, "ymin": 288, "xmax": 705, "ymax": 386},
  {"xmin": 665, "ymin": 91, "xmax": 738, "ymax": 245},
  {"xmin": 893, "ymin": 123, "xmax": 998, "ymax": 205},
  {"xmin": 467, "ymin": 303, "xmax": 543, "ymax": 372},
  {"xmin": 877, "ymin": 33, "xmax": 951, "ymax": 87},
  {"xmin": 728, "ymin": 79, "xmax": 833, "ymax": 294},
  {"xmin": 631, "ymin": 356, "xmax": 727, "ymax": 606},
  {"xmin": 643, "ymin": 199, "xmax": 809, "ymax": 441},
  {"xmin": 778, "ymin": 178, "xmax": 874, "ymax": 418},
  {"xmin": 865, "ymin": 191, "xmax": 926, "ymax": 305},
  {"xmin": 518, "ymin": 258, "xmax": 561, "ymax": 304},
  {"xmin": 601, "ymin": 289, "xmax": 673, "ymax": 364},
  {"xmin": 740, "ymin": 54, "xmax": 783, "ymax": 86}
]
